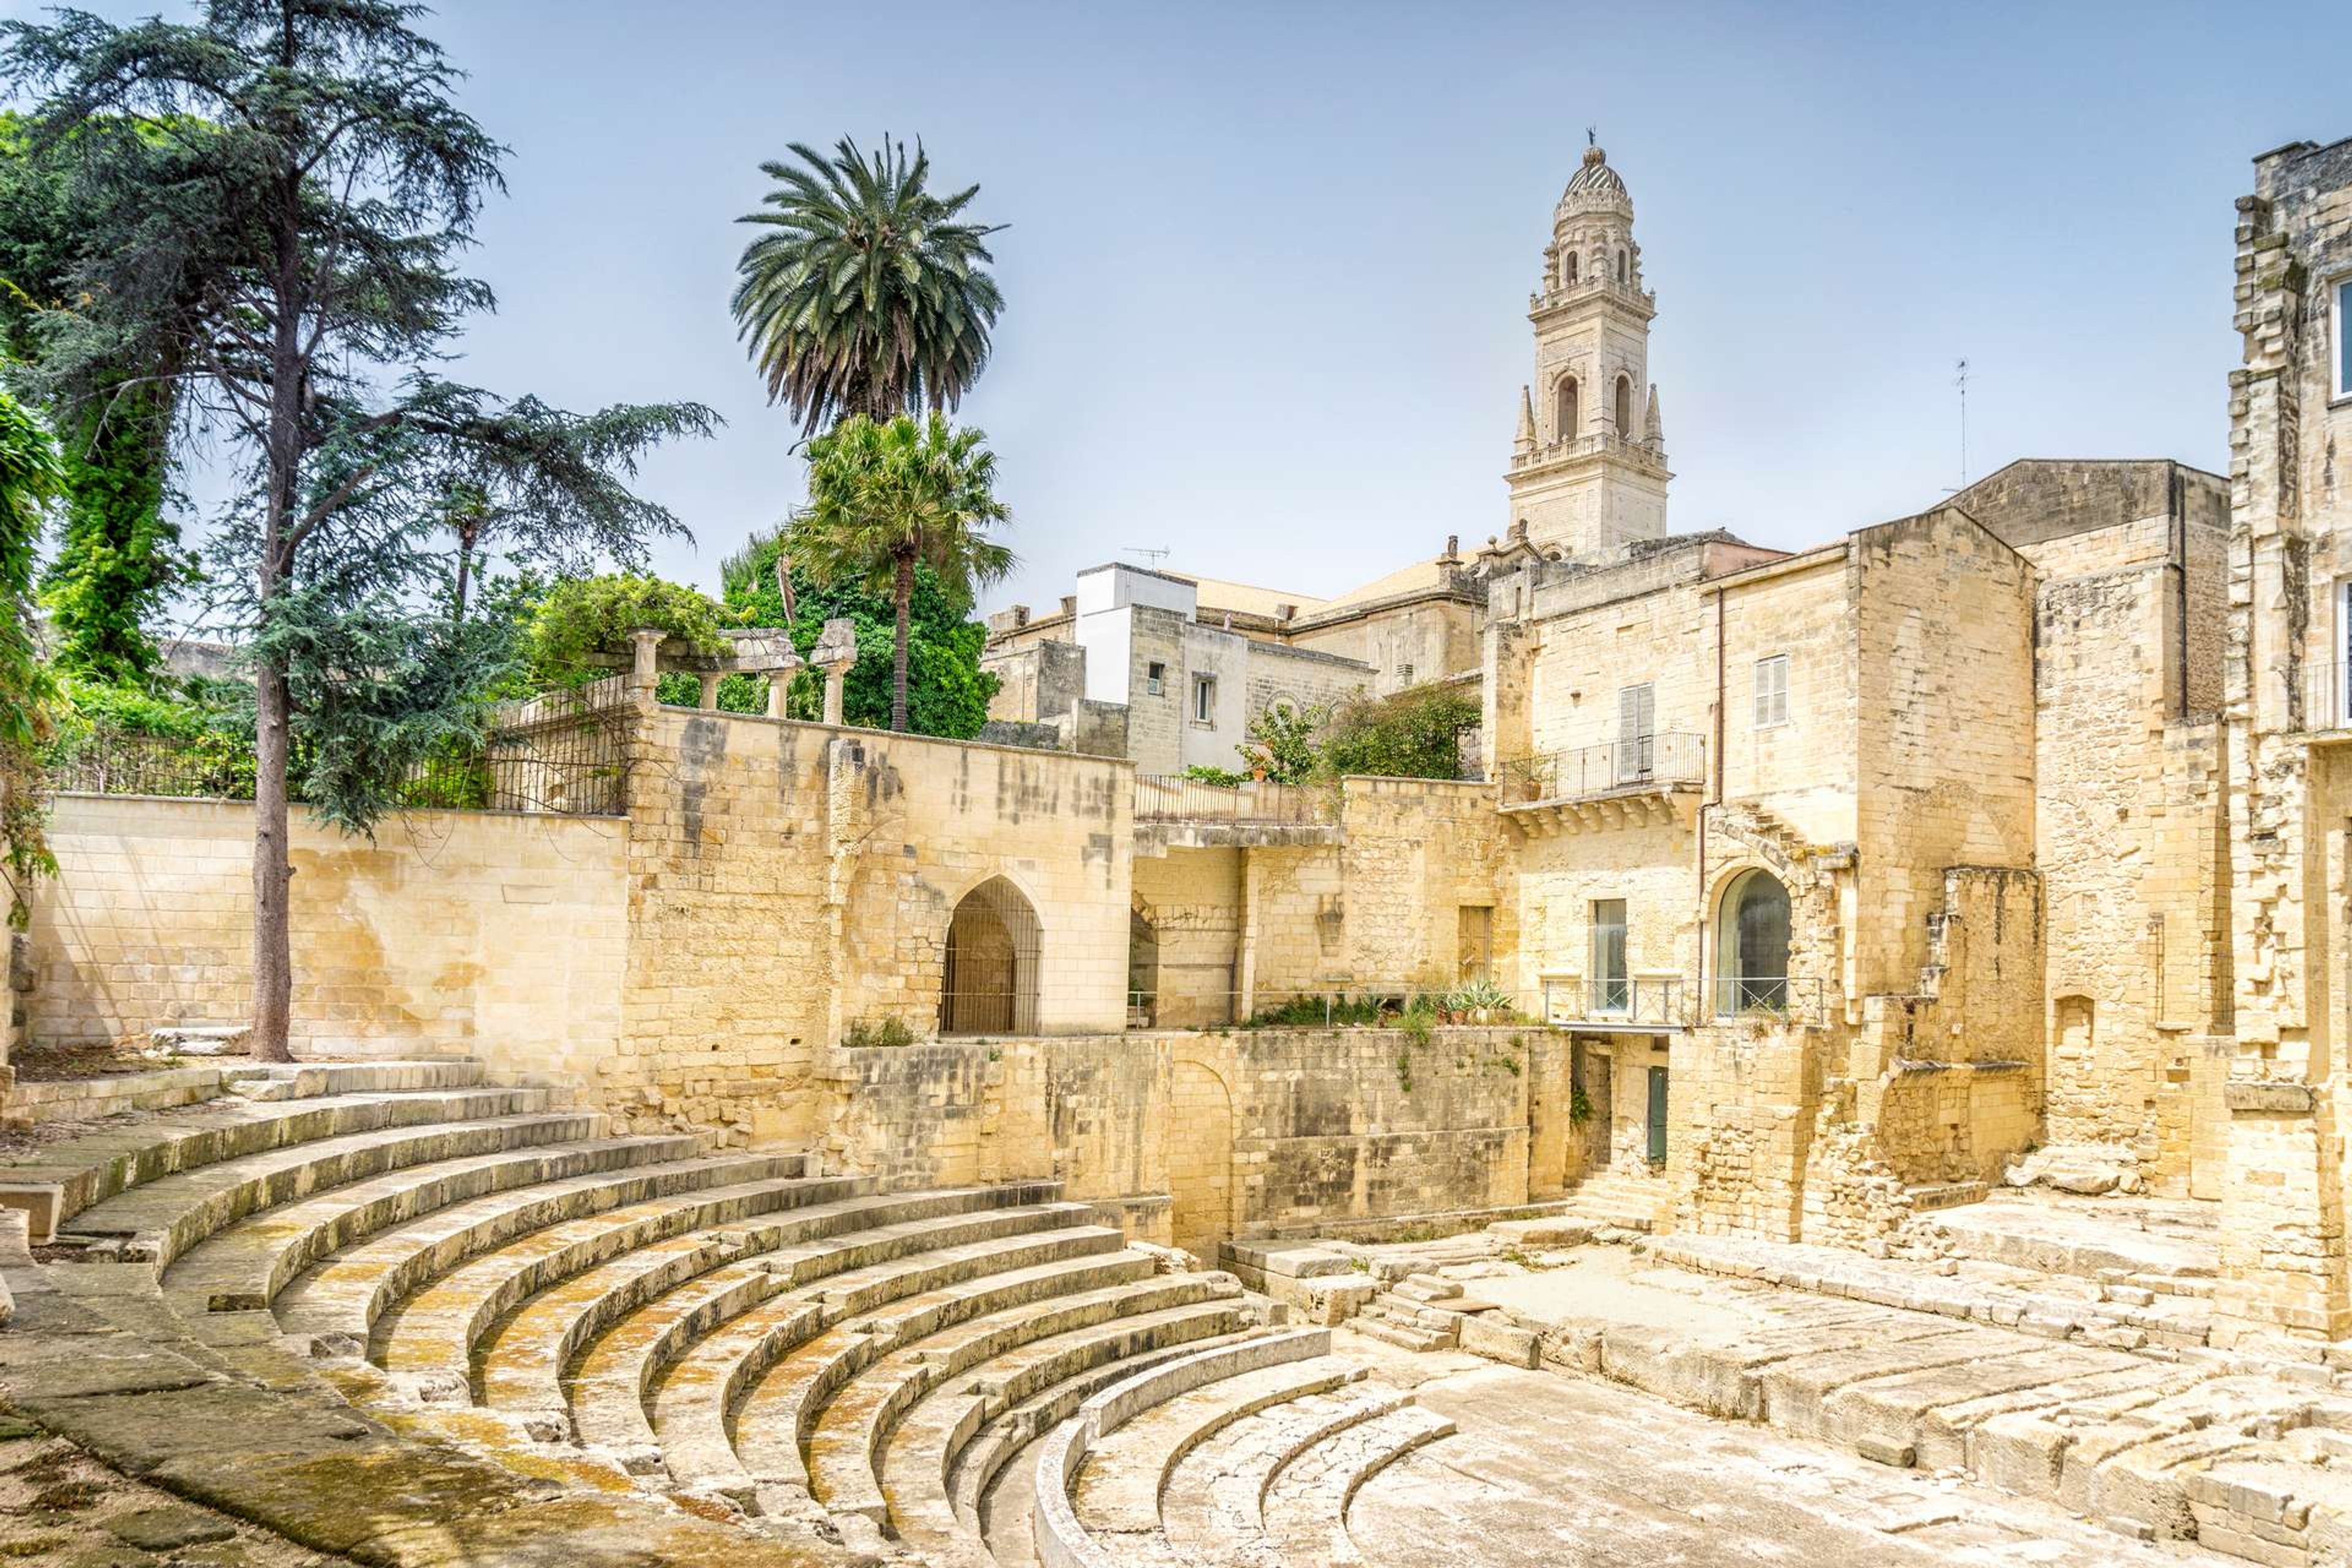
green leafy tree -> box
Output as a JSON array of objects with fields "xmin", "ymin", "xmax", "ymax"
[
  {"xmin": 732, "ymin": 135, "xmax": 1004, "ymax": 434},
  {"xmin": 0, "ymin": 111, "xmax": 190, "ymax": 687},
  {"xmin": 4, "ymin": 2, "xmax": 718, "ymax": 1060},
  {"xmin": 0, "ymin": 387, "xmax": 62, "ymax": 929},
  {"xmin": 788, "ymin": 413, "xmax": 1013, "ymax": 733},
  {"xmin": 1323, "ymin": 684, "xmax": 1481, "ymax": 780},
  {"xmin": 720, "ymin": 530, "xmax": 998, "ymax": 738},
  {"xmin": 1236, "ymin": 701, "xmax": 1327, "ymax": 784},
  {"xmin": 522, "ymin": 573, "xmax": 728, "ymax": 690}
]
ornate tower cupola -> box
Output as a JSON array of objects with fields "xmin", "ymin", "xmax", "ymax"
[{"xmin": 1507, "ymin": 137, "xmax": 1672, "ymax": 558}]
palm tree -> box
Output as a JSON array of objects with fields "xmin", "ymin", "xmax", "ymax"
[
  {"xmin": 733, "ymin": 136, "xmax": 1005, "ymax": 436},
  {"xmin": 791, "ymin": 413, "xmax": 1014, "ymax": 732}
]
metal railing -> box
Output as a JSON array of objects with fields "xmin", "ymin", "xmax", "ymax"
[
  {"xmin": 45, "ymin": 715, "xmax": 631, "ymax": 818},
  {"xmin": 1498, "ymin": 733, "xmax": 1705, "ymax": 807},
  {"xmin": 2299, "ymin": 663, "xmax": 2352, "ymax": 734},
  {"xmin": 1540, "ymin": 976, "xmax": 1692, "ymax": 1029},
  {"xmin": 1708, "ymin": 975, "xmax": 1827, "ymax": 1025},
  {"xmin": 1133, "ymin": 775, "xmax": 1331, "ymax": 826}
]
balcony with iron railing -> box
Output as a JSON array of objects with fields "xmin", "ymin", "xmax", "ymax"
[
  {"xmin": 1706, "ymin": 974, "xmax": 1828, "ymax": 1027},
  {"xmin": 1539, "ymin": 975, "xmax": 1692, "ymax": 1032},
  {"xmin": 1497, "ymin": 733, "xmax": 1705, "ymax": 834},
  {"xmin": 2297, "ymin": 663, "xmax": 2352, "ymax": 738}
]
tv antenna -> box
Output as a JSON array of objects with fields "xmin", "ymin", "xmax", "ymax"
[
  {"xmin": 1125, "ymin": 545, "xmax": 1172, "ymax": 566},
  {"xmin": 1954, "ymin": 357, "xmax": 1970, "ymax": 490}
]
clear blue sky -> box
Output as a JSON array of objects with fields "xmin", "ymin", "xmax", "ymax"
[{"xmin": 9, "ymin": 1, "xmax": 2344, "ymax": 616}]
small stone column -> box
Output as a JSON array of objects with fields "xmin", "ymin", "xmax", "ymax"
[
  {"xmin": 625, "ymin": 628, "xmax": 666, "ymax": 696},
  {"xmin": 696, "ymin": 672, "xmax": 723, "ymax": 710},
  {"xmin": 763, "ymin": 652, "xmax": 803, "ymax": 720},
  {"xmin": 812, "ymin": 619, "xmax": 859, "ymax": 726}
]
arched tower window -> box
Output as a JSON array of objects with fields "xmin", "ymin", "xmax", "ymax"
[
  {"xmin": 1616, "ymin": 248, "xmax": 1628, "ymax": 283},
  {"xmin": 1563, "ymin": 250, "xmax": 1578, "ymax": 285},
  {"xmin": 1714, "ymin": 869, "xmax": 1791, "ymax": 1016},
  {"xmin": 943, "ymin": 876, "xmax": 1041, "ymax": 1034},
  {"xmin": 1614, "ymin": 375, "xmax": 1633, "ymax": 434},
  {"xmin": 1555, "ymin": 375, "xmax": 1580, "ymax": 441}
]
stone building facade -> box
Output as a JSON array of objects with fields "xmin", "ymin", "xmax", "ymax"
[{"xmin": 21, "ymin": 134, "xmax": 2352, "ymax": 1343}]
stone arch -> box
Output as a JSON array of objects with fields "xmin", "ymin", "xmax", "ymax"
[
  {"xmin": 941, "ymin": 875, "xmax": 1041, "ymax": 1035},
  {"xmin": 1168, "ymin": 1057, "xmax": 1235, "ymax": 1264},
  {"xmin": 1555, "ymin": 374, "xmax": 1580, "ymax": 441},
  {"xmin": 1614, "ymin": 373, "xmax": 1634, "ymax": 435},
  {"xmin": 1563, "ymin": 249, "xmax": 1579, "ymax": 285},
  {"xmin": 1616, "ymin": 247, "xmax": 1628, "ymax": 283},
  {"xmin": 1713, "ymin": 866, "xmax": 1792, "ymax": 1016}
]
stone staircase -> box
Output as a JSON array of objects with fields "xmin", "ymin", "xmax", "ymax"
[{"xmin": 0, "ymin": 1055, "xmax": 1458, "ymax": 1567}]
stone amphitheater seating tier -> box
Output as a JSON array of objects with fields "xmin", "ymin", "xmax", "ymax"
[{"xmin": 0, "ymin": 1056, "xmax": 1450, "ymax": 1568}]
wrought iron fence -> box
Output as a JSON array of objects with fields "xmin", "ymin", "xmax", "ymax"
[
  {"xmin": 1708, "ymin": 974, "xmax": 1827, "ymax": 1025},
  {"xmin": 2299, "ymin": 662, "xmax": 2352, "ymax": 734},
  {"xmin": 45, "ymin": 714, "xmax": 631, "ymax": 818},
  {"xmin": 1133, "ymin": 774, "xmax": 1332, "ymax": 826},
  {"xmin": 1540, "ymin": 975, "xmax": 1693, "ymax": 1029},
  {"xmin": 1498, "ymin": 733, "xmax": 1705, "ymax": 806}
]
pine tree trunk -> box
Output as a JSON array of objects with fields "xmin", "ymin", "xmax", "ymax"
[
  {"xmin": 249, "ymin": 153, "xmax": 304, "ymax": 1067},
  {"xmin": 891, "ymin": 553, "xmax": 914, "ymax": 733}
]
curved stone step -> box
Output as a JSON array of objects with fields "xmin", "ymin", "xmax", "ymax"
[
  {"xmin": 487, "ymin": 1196, "xmax": 1091, "ymax": 1432},
  {"xmin": 1069, "ymin": 1354, "xmax": 1365, "ymax": 1540},
  {"xmin": 368, "ymin": 1170, "xmax": 869, "ymax": 1399},
  {"xmin": 658, "ymin": 1228, "xmax": 1135, "ymax": 1501},
  {"xmin": 271, "ymin": 1152, "xmax": 817, "ymax": 1355},
  {"xmin": 160, "ymin": 1132, "xmax": 706, "ymax": 1314},
  {"xmin": 954, "ymin": 1329, "xmax": 1265, "ymax": 1537},
  {"xmin": 1155, "ymin": 1380, "xmax": 1413, "ymax": 1561},
  {"xmin": 1257, "ymin": 1403, "xmax": 1455, "ymax": 1567},
  {"xmin": 235, "ymin": 1060, "xmax": 488, "ymax": 1098},
  {"xmin": 4, "ymin": 1084, "xmax": 547, "ymax": 1243},
  {"xmin": 889, "ymin": 1316, "xmax": 1276, "ymax": 1564},
  {"xmin": 560, "ymin": 1191, "xmax": 1084, "ymax": 1455},
  {"xmin": 1028, "ymin": 1329, "xmax": 1335, "ymax": 1568},
  {"xmin": 806, "ymin": 1275, "xmax": 1253, "ymax": 1529},
  {"xmin": 61, "ymin": 1104, "xmax": 589, "ymax": 1268}
]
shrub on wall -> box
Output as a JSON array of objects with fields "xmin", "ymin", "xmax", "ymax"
[
  {"xmin": 1321, "ymin": 683, "xmax": 1480, "ymax": 780},
  {"xmin": 524, "ymin": 574, "xmax": 730, "ymax": 690}
]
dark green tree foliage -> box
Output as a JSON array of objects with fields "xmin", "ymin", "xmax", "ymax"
[
  {"xmin": 522, "ymin": 573, "xmax": 728, "ymax": 689},
  {"xmin": 720, "ymin": 529, "xmax": 997, "ymax": 738},
  {"xmin": 0, "ymin": 112, "xmax": 188, "ymax": 685},
  {"xmin": 4, "ymin": 1, "xmax": 717, "ymax": 1059},
  {"xmin": 1322, "ymin": 683, "xmax": 1481, "ymax": 780},
  {"xmin": 0, "ymin": 388, "xmax": 62, "ymax": 927},
  {"xmin": 733, "ymin": 136, "xmax": 1005, "ymax": 434}
]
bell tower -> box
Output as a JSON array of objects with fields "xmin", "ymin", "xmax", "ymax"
[{"xmin": 1507, "ymin": 137, "xmax": 1671, "ymax": 557}]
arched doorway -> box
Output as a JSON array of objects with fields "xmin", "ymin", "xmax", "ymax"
[
  {"xmin": 1714, "ymin": 868, "xmax": 1791, "ymax": 1016},
  {"xmin": 942, "ymin": 877, "xmax": 1041, "ymax": 1035},
  {"xmin": 1169, "ymin": 1059, "xmax": 1234, "ymax": 1264}
]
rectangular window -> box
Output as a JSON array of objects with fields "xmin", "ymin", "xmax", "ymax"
[
  {"xmin": 1616, "ymin": 683, "xmax": 1655, "ymax": 781},
  {"xmin": 1193, "ymin": 674, "xmax": 1216, "ymax": 724},
  {"xmin": 1753, "ymin": 654, "xmax": 1790, "ymax": 728},
  {"xmin": 1591, "ymin": 899, "xmax": 1629, "ymax": 1014},
  {"xmin": 1146, "ymin": 661, "xmax": 1165, "ymax": 696},
  {"xmin": 2337, "ymin": 278, "xmax": 2352, "ymax": 401}
]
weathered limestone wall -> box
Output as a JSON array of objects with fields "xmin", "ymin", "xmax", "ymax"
[
  {"xmin": 1132, "ymin": 848, "xmax": 1243, "ymax": 1026},
  {"xmin": 1715, "ymin": 550, "xmax": 1861, "ymax": 850},
  {"xmin": 811, "ymin": 1026, "xmax": 1537, "ymax": 1257},
  {"xmin": 28, "ymin": 796, "xmax": 628, "ymax": 1077},
  {"xmin": 1237, "ymin": 845, "xmax": 1346, "ymax": 1006},
  {"xmin": 1850, "ymin": 508, "xmax": 2039, "ymax": 1000},
  {"xmin": 1336, "ymin": 778, "xmax": 1512, "ymax": 989},
  {"xmin": 1287, "ymin": 595, "xmax": 1483, "ymax": 693}
]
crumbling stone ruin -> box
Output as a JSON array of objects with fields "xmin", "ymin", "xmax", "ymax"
[{"xmin": 7, "ymin": 134, "xmax": 2352, "ymax": 1567}]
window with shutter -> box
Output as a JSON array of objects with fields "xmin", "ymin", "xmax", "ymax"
[{"xmin": 1616, "ymin": 684, "xmax": 1654, "ymax": 781}]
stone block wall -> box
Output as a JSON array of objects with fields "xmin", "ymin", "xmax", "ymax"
[
  {"xmin": 1132, "ymin": 848, "xmax": 1243, "ymax": 1026},
  {"xmin": 28, "ymin": 796, "xmax": 628, "ymax": 1076}
]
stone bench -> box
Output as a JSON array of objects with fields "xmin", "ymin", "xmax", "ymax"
[
  {"xmin": 562, "ymin": 1191, "xmax": 1085, "ymax": 1454},
  {"xmin": 271, "ymin": 1153, "xmax": 815, "ymax": 1355},
  {"xmin": 369, "ymin": 1171, "xmax": 867, "ymax": 1399},
  {"xmin": 1157, "ymin": 1381, "xmax": 1414, "ymax": 1564},
  {"xmin": 64, "ymin": 1104, "xmax": 590, "ymax": 1268},
  {"xmin": 893, "ymin": 1324, "xmax": 1271, "ymax": 1566},
  {"xmin": 2, "ymin": 1084, "xmax": 547, "ymax": 1242},
  {"xmin": 652, "ymin": 1220, "xmax": 1131, "ymax": 1496},
  {"xmin": 1069, "ymin": 1355, "xmax": 1363, "ymax": 1537},
  {"xmin": 1028, "ymin": 1328, "xmax": 1333, "ymax": 1568},
  {"xmin": 159, "ymin": 1132, "xmax": 703, "ymax": 1313},
  {"xmin": 807, "ymin": 1275, "xmax": 1251, "ymax": 1529},
  {"xmin": 1257, "ymin": 1402, "xmax": 1455, "ymax": 1566},
  {"xmin": 728, "ymin": 1240, "xmax": 1148, "ymax": 1501}
]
